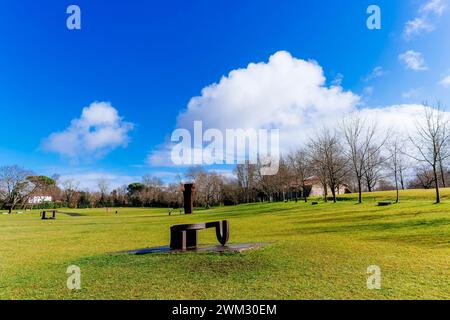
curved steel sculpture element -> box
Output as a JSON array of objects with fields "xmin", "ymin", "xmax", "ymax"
[
  {"xmin": 207, "ymin": 221, "xmax": 229, "ymax": 246},
  {"xmin": 170, "ymin": 220, "xmax": 230, "ymax": 250}
]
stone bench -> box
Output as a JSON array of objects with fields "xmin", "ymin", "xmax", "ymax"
[
  {"xmin": 41, "ymin": 210, "xmax": 57, "ymax": 220},
  {"xmin": 170, "ymin": 220, "xmax": 229, "ymax": 250}
]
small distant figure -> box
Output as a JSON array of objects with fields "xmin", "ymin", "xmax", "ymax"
[
  {"xmin": 168, "ymin": 208, "xmax": 173, "ymax": 216},
  {"xmin": 115, "ymin": 210, "xmax": 118, "ymax": 215}
]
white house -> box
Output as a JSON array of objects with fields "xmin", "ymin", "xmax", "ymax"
[
  {"xmin": 29, "ymin": 195, "xmax": 53, "ymax": 204},
  {"xmin": 304, "ymin": 177, "xmax": 349, "ymax": 197}
]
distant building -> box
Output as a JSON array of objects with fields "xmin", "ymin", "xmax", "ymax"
[
  {"xmin": 303, "ymin": 177, "xmax": 350, "ymax": 197},
  {"xmin": 29, "ymin": 195, "xmax": 53, "ymax": 204}
]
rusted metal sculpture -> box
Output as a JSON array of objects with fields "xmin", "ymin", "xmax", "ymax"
[
  {"xmin": 170, "ymin": 220, "xmax": 230, "ymax": 250},
  {"xmin": 182, "ymin": 183, "xmax": 195, "ymax": 214},
  {"xmin": 41, "ymin": 210, "xmax": 56, "ymax": 220}
]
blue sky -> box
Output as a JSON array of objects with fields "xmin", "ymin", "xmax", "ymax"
[{"xmin": 0, "ymin": 0, "xmax": 449, "ymax": 189}]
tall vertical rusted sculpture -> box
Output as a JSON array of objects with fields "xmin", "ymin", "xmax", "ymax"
[{"xmin": 183, "ymin": 183, "xmax": 195, "ymax": 214}]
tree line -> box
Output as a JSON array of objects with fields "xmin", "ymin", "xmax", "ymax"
[{"xmin": 1, "ymin": 103, "xmax": 449, "ymax": 212}]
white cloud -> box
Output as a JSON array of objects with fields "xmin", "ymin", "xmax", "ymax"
[
  {"xmin": 59, "ymin": 172, "xmax": 139, "ymax": 191},
  {"xmin": 148, "ymin": 51, "xmax": 360, "ymax": 165},
  {"xmin": 148, "ymin": 143, "xmax": 176, "ymax": 166},
  {"xmin": 42, "ymin": 102, "xmax": 133, "ymax": 159},
  {"xmin": 149, "ymin": 51, "xmax": 440, "ymax": 169},
  {"xmin": 178, "ymin": 51, "xmax": 358, "ymax": 133},
  {"xmin": 439, "ymin": 75, "xmax": 450, "ymax": 87},
  {"xmin": 398, "ymin": 50, "xmax": 428, "ymax": 71},
  {"xmin": 364, "ymin": 66, "xmax": 388, "ymax": 81},
  {"xmin": 404, "ymin": 17, "xmax": 434, "ymax": 38},
  {"xmin": 331, "ymin": 73, "xmax": 344, "ymax": 86},
  {"xmin": 363, "ymin": 86, "xmax": 375, "ymax": 97},
  {"xmin": 420, "ymin": 0, "xmax": 447, "ymax": 15},
  {"xmin": 207, "ymin": 168, "xmax": 236, "ymax": 180},
  {"xmin": 358, "ymin": 104, "xmax": 426, "ymax": 135},
  {"xmin": 402, "ymin": 88, "xmax": 423, "ymax": 99},
  {"xmin": 404, "ymin": 0, "xmax": 448, "ymax": 39},
  {"xmin": 57, "ymin": 169, "xmax": 183, "ymax": 191}
]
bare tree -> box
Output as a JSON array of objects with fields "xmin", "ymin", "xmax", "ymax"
[
  {"xmin": 398, "ymin": 157, "xmax": 408, "ymax": 190},
  {"xmin": 342, "ymin": 114, "xmax": 387, "ymax": 203},
  {"xmin": 254, "ymin": 157, "xmax": 281, "ymax": 202},
  {"xmin": 363, "ymin": 146, "xmax": 385, "ymax": 192},
  {"xmin": 309, "ymin": 129, "xmax": 349, "ymax": 203},
  {"xmin": 235, "ymin": 161, "xmax": 256, "ymax": 203},
  {"xmin": 408, "ymin": 103, "xmax": 450, "ymax": 203},
  {"xmin": 164, "ymin": 183, "xmax": 183, "ymax": 208},
  {"xmin": 97, "ymin": 177, "xmax": 111, "ymax": 207},
  {"xmin": 386, "ymin": 137, "xmax": 402, "ymax": 203},
  {"xmin": 410, "ymin": 166, "xmax": 435, "ymax": 189},
  {"xmin": 221, "ymin": 178, "xmax": 240, "ymax": 205},
  {"xmin": 141, "ymin": 175, "xmax": 164, "ymax": 205},
  {"xmin": 111, "ymin": 185, "xmax": 128, "ymax": 206},
  {"xmin": 438, "ymin": 150, "xmax": 448, "ymax": 188},
  {"xmin": 142, "ymin": 175, "xmax": 163, "ymax": 188},
  {"xmin": 97, "ymin": 177, "xmax": 109, "ymax": 196},
  {"xmin": 274, "ymin": 157, "xmax": 291, "ymax": 202},
  {"xmin": 311, "ymin": 158, "xmax": 329, "ymax": 202},
  {"xmin": 287, "ymin": 149, "xmax": 311, "ymax": 202},
  {"xmin": 0, "ymin": 166, "xmax": 33, "ymax": 213},
  {"xmin": 194, "ymin": 171, "xmax": 223, "ymax": 208},
  {"xmin": 60, "ymin": 179, "xmax": 80, "ymax": 208}
]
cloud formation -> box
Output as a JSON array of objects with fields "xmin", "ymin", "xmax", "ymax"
[
  {"xmin": 421, "ymin": 0, "xmax": 447, "ymax": 15},
  {"xmin": 58, "ymin": 172, "xmax": 139, "ymax": 191},
  {"xmin": 404, "ymin": 18, "xmax": 433, "ymax": 38},
  {"xmin": 149, "ymin": 51, "xmax": 435, "ymax": 168},
  {"xmin": 439, "ymin": 75, "xmax": 450, "ymax": 87},
  {"xmin": 177, "ymin": 51, "xmax": 359, "ymax": 131},
  {"xmin": 148, "ymin": 51, "xmax": 360, "ymax": 165},
  {"xmin": 404, "ymin": 0, "xmax": 447, "ymax": 39},
  {"xmin": 398, "ymin": 50, "xmax": 428, "ymax": 71},
  {"xmin": 43, "ymin": 102, "xmax": 133, "ymax": 159},
  {"xmin": 402, "ymin": 88, "xmax": 423, "ymax": 99},
  {"xmin": 364, "ymin": 66, "xmax": 388, "ymax": 82}
]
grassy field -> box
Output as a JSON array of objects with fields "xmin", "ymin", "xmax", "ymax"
[{"xmin": 0, "ymin": 189, "xmax": 449, "ymax": 300}]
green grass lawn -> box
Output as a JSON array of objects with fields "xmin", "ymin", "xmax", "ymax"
[{"xmin": 0, "ymin": 189, "xmax": 449, "ymax": 300}]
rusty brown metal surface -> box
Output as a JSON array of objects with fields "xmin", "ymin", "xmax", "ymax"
[
  {"xmin": 182, "ymin": 183, "xmax": 195, "ymax": 214},
  {"xmin": 41, "ymin": 210, "xmax": 56, "ymax": 220},
  {"xmin": 170, "ymin": 220, "xmax": 230, "ymax": 250}
]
